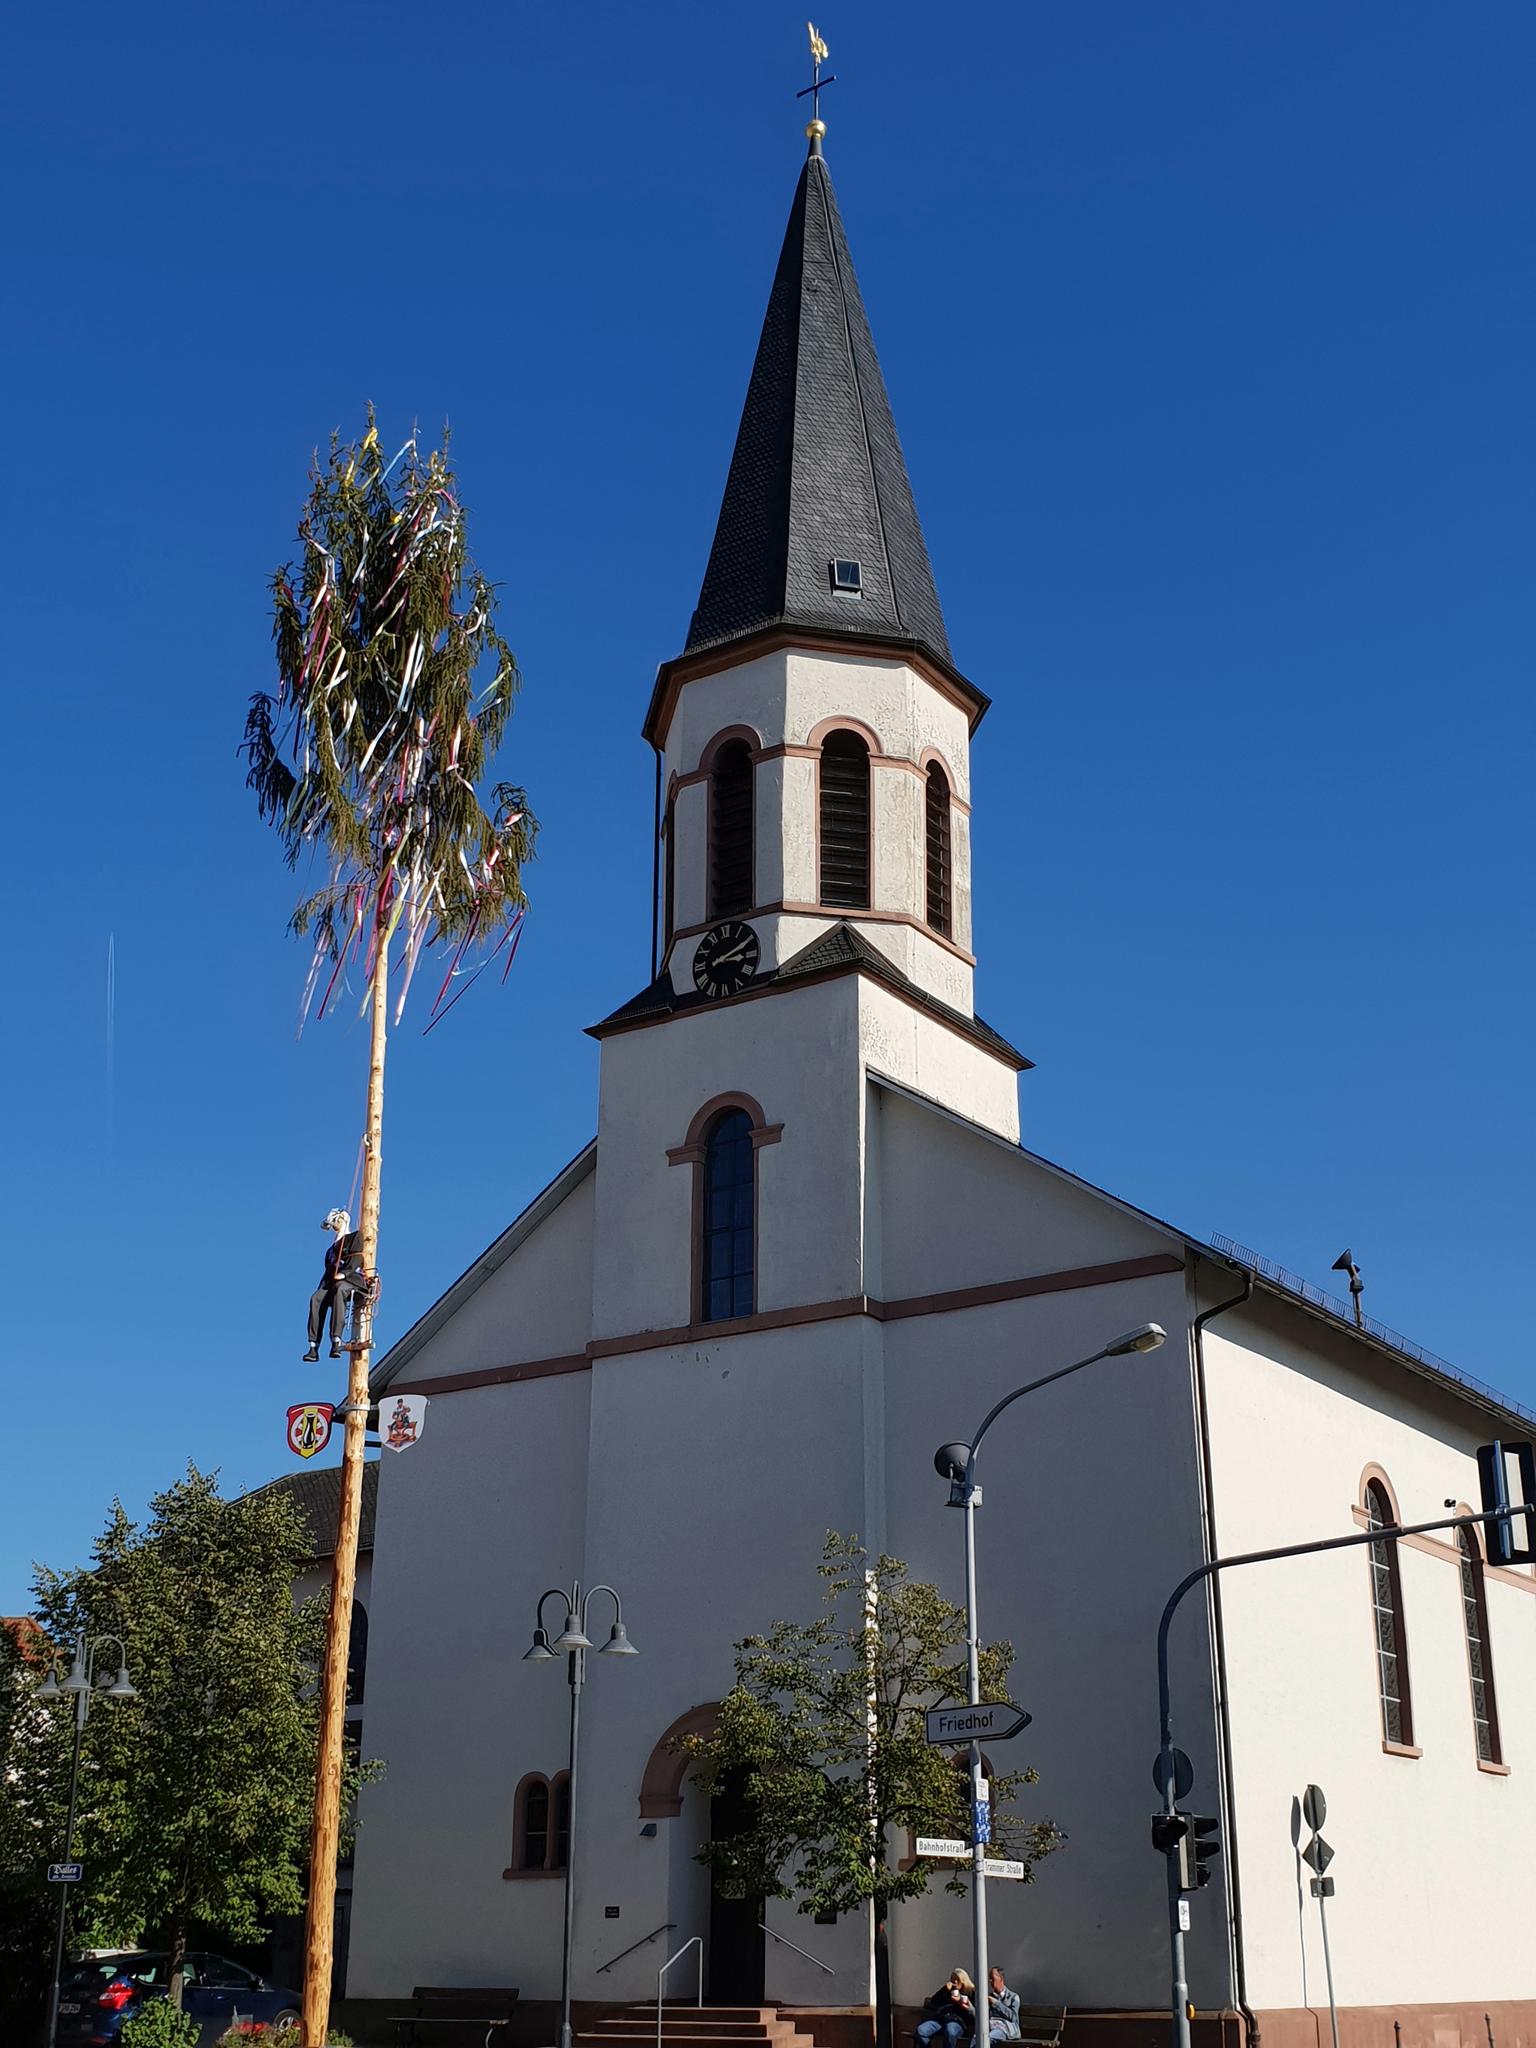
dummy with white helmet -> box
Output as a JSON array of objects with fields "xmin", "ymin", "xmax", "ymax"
[{"xmin": 304, "ymin": 1207, "xmax": 365, "ymax": 1363}]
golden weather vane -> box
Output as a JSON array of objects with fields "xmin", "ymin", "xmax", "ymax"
[{"xmin": 797, "ymin": 20, "xmax": 838, "ymax": 134}]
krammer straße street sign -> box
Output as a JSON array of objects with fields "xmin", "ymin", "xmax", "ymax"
[{"xmin": 924, "ymin": 1701, "xmax": 1031, "ymax": 1745}]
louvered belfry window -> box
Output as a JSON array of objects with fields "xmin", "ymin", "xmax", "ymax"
[
  {"xmin": 819, "ymin": 730, "xmax": 871, "ymax": 909},
  {"xmin": 925, "ymin": 762, "xmax": 952, "ymax": 936},
  {"xmin": 710, "ymin": 742, "xmax": 754, "ymax": 918},
  {"xmin": 663, "ymin": 794, "xmax": 676, "ymax": 944}
]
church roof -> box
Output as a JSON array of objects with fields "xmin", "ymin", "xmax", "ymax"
[
  {"xmin": 248, "ymin": 1463, "xmax": 379, "ymax": 1561},
  {"xmin": 587, "ymin": 921, "xmax": 1032, "ymax": 1072},
  {"xmin": 682, "ymin": 142, "xmax": 954, "ymax": 679}
]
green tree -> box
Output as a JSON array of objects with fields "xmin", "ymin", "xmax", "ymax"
[
  {"xmin": 0, "ymin": 1619, "xmax": 67, "ymax": 2037},
  {"xmin": 19, "ymin": 1468, "xmax": 358, "ymax": 2009},
  {"xmin": 682, "ymin": 1535, "xmax": 1063, "ymax": 2048}
]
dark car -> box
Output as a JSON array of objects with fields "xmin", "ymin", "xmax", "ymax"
[{"xmin": 57, "ymin": 1951, "xmax": 300, "ymax": 2045}]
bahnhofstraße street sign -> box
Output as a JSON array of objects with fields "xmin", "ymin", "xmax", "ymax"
[
  {"xmin": 915, "ymin": 1837, "xmax": 969, "ymax": 1858},
  {"xmin": 924, "ymin": 1701, "xmax": 1031, "ymax": 1745}
]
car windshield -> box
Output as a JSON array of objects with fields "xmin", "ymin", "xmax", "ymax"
[{"xmin": 63, "ymin": 1955, "xmax": 167, "ymax": 1993}]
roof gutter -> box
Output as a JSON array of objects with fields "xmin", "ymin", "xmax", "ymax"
[{"xmin": 1190, "ymin": 1262, "xmax": 1259, "ymax": 2048}]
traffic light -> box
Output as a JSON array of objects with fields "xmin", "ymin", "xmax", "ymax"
[
  {"xmin": 1478, "ymin": 1441, "xmax": 1536, "ymax": 1567},
  {"xmin": 1186, "ymin": 1815, "xmax": 1221, "ymax": 1891},
  {"xmin": 1150, "ymin": 1812, "xmax": 1189, "ymax": 1857}
]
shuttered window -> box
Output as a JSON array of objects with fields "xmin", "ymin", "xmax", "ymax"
[
  {"xmin": 520, "ymin": 1778, "xmax": 549, "ymax": 1871},
  {"xmin": 710, "ymin": 742, "xmax": 754, "ymax": 917},
  {"xmin": 925, "ymin": 762, "xmax": 952, "ymax": 936},
  {"xmin": 701, "ymin": 1108, "xmax": 754, "ymax": 1322},
  {"xmin": 819, "ymin": 730, "xmax": 870, "ymax": 909},
  {"xmin": 1457, "ymin": 1528, "xmax": 1501, "ymax": 1765},
  {"xmin": 1366, "ymin": 1482, "xmax": 1414, "ymax": 1747}
]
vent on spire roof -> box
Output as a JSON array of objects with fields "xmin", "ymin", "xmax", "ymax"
[{"xmin": 830, "ymin": 558, "xmax": 862, "ymax": 597}]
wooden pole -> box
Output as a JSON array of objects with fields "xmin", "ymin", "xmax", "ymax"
[{"xmin": 301, "ymin": 925, "xmax": 389, "ymax": 2046}]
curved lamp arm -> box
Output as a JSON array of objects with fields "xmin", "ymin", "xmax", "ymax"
[{"xmin": 958, "ymin": 1324, "xmax": 1167, "ymax": 1490}]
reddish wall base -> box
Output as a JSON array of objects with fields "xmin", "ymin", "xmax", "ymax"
[{"xmin": 1253, "ymin": 2005, "xmax": 1536, "ymax": 2048}]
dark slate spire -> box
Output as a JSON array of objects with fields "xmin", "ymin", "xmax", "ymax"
[{"xmin": 684, "ymin": 143, "xmax": 953, "ymax": 669}]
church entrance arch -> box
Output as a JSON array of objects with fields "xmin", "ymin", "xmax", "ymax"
[{"xmin": 638, "ymin": 1707, "xmax": 765, "ymax": 2006}]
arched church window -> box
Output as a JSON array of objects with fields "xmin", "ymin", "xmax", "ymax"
[
  {"xmin": 517, "ymin": 1775, "xmax": 550, "ymax": 1871},
  {"xmin": 819, "ymin": 730, "xmax": 870, "ymax": 909},
  {"xmin": 701, "ymin": 1108, "xmax": 755, "ymax": 1322},
  {"xmin": 925, "ymin": 762, "xmax": 952, "ymax": 937},
  {"xmin": 710, "ymin": 741, "xmax": 754, "ymax": 918},
  {"xmin": 1365, "ymin": 1480, "xmax": 1414, "ymax": 1748},
  {"xmin": 1456, "ymin": 1526, "xmax": 1501, "ymax": 1765}
]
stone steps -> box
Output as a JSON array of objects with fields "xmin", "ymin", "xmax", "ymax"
[{"xmin": 577, "ymin": 2008, "xmax": 819, "ymax": 2048}]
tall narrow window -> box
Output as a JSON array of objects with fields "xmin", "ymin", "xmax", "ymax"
[
  {"xmin": 663, "ymin": 793, "xmax": 676, "ymax": 945},
  {"xmin": 346, "ymin": 1601, "xmax": 369, "ymax": 1706},
  {"xmin": 709, "ymin": 742, "xmax": 754, "ymax": 917},
  {"xmin": 701, "ymin": 1108, "xmax": 754, "ymax": 1322},
  {"xmin": 925, "ymin": 762, "xmax": 952, "ymax": 936},
  {"xmin": 1456, "ymin": 1527, "xmax": 1501, "ymax": 1765},
  {"xmin": 519, "ymin": 1778, "xmax": 550, "ymax": 1871},
  {"xmin": 820, "ymin": 730, "xmax": 870, "ymax": 909},
  {"xmin": 1366, "ymin": 1481, "xmax": 1413, "ymax": 1748}
]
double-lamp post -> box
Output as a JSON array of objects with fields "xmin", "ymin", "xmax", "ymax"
[
  {"xmin": 933, "ymin": 1323, "xmax": 1166, "ymax": 2040},
  {"xmin": 524, "ymin": 1584, "xmax": 638, "ymax": 2048},
  {"xmin": 35, "ymin": 1635, "xmax": 138, "ymax": 2048}
]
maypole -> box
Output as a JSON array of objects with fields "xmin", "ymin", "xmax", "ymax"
[{"xmin": 244, "ymin": 413, "xmax": 536, "ymax": 2044}]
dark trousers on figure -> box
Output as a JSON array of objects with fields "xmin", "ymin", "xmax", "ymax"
[{"xmin": 308, "ymin": 1283, "xmax": 355, "ymax": 1349}]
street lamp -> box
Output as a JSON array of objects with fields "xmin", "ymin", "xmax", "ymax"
[
  {"xmin": 35, "ymin": 1634, "xmax": 138, "ymax": 2048},
  {"xmin": 524, "ymin": 1583, "xmax": 638, "ymax": 2048},
  {"xmin": 933, "ymin": 1324, "xmax": 1166, "ymax": 2043}
]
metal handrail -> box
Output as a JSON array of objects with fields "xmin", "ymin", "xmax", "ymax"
[
  {"xmin": 655, "ymin": 1935, "xmax": 703, "ymax": 2048},
  {"xmin": 597, "ymin": 1921, "xmax": 676, "ymax": 1975},
  {"xmin": 758, "ymin": 1922, "xmax": 835, "ymax": 1976}
]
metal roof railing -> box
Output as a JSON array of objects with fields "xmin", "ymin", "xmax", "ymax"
[{"xmin": 1209, "ymin": 1232, "xmax": 1536, "ymax": 1430}]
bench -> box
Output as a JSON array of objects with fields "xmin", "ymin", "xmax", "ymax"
[
  {"xmin": 1015, "ymin": 2007, "xmax": 1067, "ymax": 2048},
  {"xmin": 389, "ymin": 1985, "xmax": 520, "ymax": 2047}
]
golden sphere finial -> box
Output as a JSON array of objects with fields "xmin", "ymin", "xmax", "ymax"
[{"xmin": 805, "ymin": 117, "xmax": 827, "ymax": 141}]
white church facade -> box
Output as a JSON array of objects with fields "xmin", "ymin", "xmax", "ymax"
[{"xmin": 346, "ymin": 129, "xmax": 1536, "ymax": 2048}]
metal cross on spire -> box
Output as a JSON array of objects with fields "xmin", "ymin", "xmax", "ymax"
[{"xmin": 796, "ymin": 20, "xmax": 837, "ymax": 145}]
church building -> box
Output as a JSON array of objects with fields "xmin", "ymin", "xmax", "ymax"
[{"xmin": 346, "ymin": 122, "xmax": 1536, "ymax": 2048}]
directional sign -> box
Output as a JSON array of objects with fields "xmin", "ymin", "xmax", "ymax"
[
  {"xmin": 1301, "ymin": 1784, "xmax": 1327, "ymax": 1832},
  {"xmin": 925, "ymin": 1701, "xmax": 1031, "ymax": 1746},
  {"xmin": 1301, "ymin": 1835, "xmax": 1335, "ymax": 1876},
  {"xmin": 1152, "ymin": 1748, "xmax": 1194, "ymax": 1801},
  {"xmin": 915, "ymin": 1837, "xmax": 968, "ymax": 1859},
  {"xmin": 981, "ymin": 1859, "xmax": 1025, "ymax": 1881},
  {"xmin": 47, "ymin": 1863, "xmax": 83, "ymax": 1884}
]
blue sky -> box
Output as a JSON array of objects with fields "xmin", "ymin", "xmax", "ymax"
[{"xmin": 4, "ymin": 2, "xmax": 1532, "ymax": 1607}]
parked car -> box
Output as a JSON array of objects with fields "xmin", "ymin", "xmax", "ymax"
[{"xmin": 56, "ymin": 1951, "xmax": 300, "ymax": 2046}]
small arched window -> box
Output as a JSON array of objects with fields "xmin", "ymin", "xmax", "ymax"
[
  {"xmin": 710, "ymin": 742, "xmax": 754, "ymax": 918},
  {"xmin": 925, "ymin": 763, "xmax": 952, "ymax": 936},
  {"xmin": 346, "ymin": 1601, "xmax": 369, "ymax": 1706},
  {"xmin": 519, "ymin": 1777, "xmax": 550, "ymax": 1871},
  {"xmin": 819, "ymin": 730, "xmax": 870, "ymax": 909},
  {"xmin": 701, "ymin": 1108, "xmax": 754, "ymax": 1322},
  {"xmin": 1456, "ymin": 1527, "xmax": 1501, "ymax": 1765},
  {"xmin": 1365, "ymin": 1481, "xmax": 1413, "ymax": 1748}
]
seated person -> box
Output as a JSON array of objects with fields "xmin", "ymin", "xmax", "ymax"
[
  {"xmin": 917, "ymin": 1970, "xmax": 977, "ymax": 2048},
  {"xmin": 986, "ymin": 1967, "xmax": 1021, "ymax": 2043}
]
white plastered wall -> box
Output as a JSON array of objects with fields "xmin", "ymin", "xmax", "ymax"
[{"xmin": 1200, "ymin": 1302, "xmax": 1536, "ymax": 2012}]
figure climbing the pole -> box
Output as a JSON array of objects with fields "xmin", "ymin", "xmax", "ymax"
[{"xmin": 304, "ymin": 1208, "xmax": 369, "ymax": 1362}]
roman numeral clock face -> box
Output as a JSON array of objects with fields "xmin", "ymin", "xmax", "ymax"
[{"xmin": 692, "ymin": 920, "xmax": 760, "ymax": 999}]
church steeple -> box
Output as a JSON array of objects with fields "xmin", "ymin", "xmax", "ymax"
[{"xmin": 684, "ymin": 142, "xmax": 953, "ymax": 676}]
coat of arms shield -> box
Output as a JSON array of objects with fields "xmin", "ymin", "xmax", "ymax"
[
  {"xmin": 382, "ymin": 1393, "xmax": 427, "ymax": 1452},
  {"xmin": 286, "ymin": 1402, "xmax": 335, "ymax": 1459}
]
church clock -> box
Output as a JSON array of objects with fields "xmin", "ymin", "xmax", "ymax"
[{"xmin": 692, "ymin": 920, "xmax": 760, "ymax": 999}]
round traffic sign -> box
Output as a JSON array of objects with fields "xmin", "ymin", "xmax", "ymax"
[
  {"xmin": 1302, "ymin": 1784, "xmax": 1327, "ymax": 1832},
  {"xmin": 1152, "ymin": 1748, "xmax": 1194, "ymax": 1800}
]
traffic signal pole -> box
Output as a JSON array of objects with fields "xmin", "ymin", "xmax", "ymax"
[{"xmin": 1154, "ymin": 1504, "xmax": 1513, "ymax": 2048}]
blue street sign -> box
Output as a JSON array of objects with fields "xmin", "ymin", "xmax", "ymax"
[
  {"xmin": 48, "ymin": 1862, "xmax": 83, "ymax": 1884},
  {"xmin": 972, "ymin": 1796, "xmax": 991, "ymax": 1845}
]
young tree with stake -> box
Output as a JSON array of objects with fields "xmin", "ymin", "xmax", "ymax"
[{"xmin": 243, "ymin": 414, "xmax": 536, "ymax": 2043}]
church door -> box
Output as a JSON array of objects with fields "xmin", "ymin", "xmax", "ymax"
[{"xmin": 706, "ymin": 1767, "xmax": 765, "ymax": 2004}]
